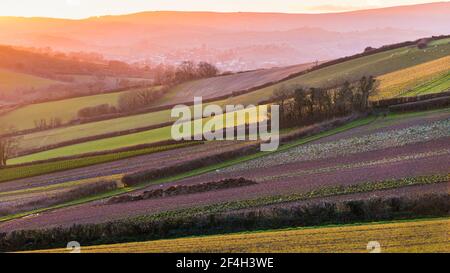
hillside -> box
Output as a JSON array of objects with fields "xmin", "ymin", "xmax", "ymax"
[
  {"xmin": 1, "ymin": 109, "xmax": 448, "ymax": 245},
  {"xmin": 0, "ymin": 45, "xmax": 152, "ymax": 105},
  {"xmin": 227, "ymin": 38, "xmax": 450, "ymax": 105},
  {"xmin": 0, "ymin": 63, "xmax": 312, "ymax": 132},
  {"xmin": 2, "ymin": 36, "xmax": 449, "ymax": 164},
  {"xmin": 0, "ymin": 86, "xmax": 161, "ymax": 132},
  {"xmin": 0, "ymin": 2, "xmax": 448, "ymax": 70},
  {"xmin": 157, "ymin": 63, "xmax": 315, "ymax": 105},
  {"xmin": 0, "ymin": 69, "xmax": 63, "ymax": 94}
]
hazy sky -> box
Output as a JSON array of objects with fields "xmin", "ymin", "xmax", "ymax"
[{"xmin": 0, "ymin": 0, "xmax": 445, "ymax": 18}]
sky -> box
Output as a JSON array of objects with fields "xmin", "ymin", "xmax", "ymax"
[{"xmin": 0, "ymin": 0, "xmax": 445, "ymax": 19}]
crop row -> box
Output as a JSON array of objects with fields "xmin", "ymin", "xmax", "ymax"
[
  {"xmin": 0, "ymin": 142, "xmax": 195, "ymax": 183},
  {"xmin": 224, "ymin": 118, "xmax": 450, "ymax": 172}
]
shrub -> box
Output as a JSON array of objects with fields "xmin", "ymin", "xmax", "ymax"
[
  {"xmin": 108, "ymin": 178, "xmax": 257, "ymax": 204},
  {"xmin": 77, "ymin": 104, "xmax": 117, "ymax": 119}
]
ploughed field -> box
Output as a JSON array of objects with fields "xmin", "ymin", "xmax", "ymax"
[
  {"xmin": 34, "ymin": 218, "xmax": 450, "ymax": 253},
  {"xmin": 0, "ymin": 109, "xmax": 448, "ymax": 232},
  {"xmin": 158, "ymin": 63, "xmax": 315, "ymax": 105}
]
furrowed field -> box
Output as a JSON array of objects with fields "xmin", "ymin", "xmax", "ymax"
[
  {"xmin": 374, "ymin": 56, "xmax": 450, "ymax": 99},
  {"xmin": 32, "ymin": 218, "xmax": 450, "ymax": 253}
]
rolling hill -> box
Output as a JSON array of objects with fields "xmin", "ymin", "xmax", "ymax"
[
  {"xmin": 0, "ymin": 63, "xmax": 312, "ymax": 132},
  {"xmin": 0, "ymin": 2, "xmax": 448, "ymax": 70},
  {"xmin": 0, "ymin": 69, "xmax": 63, "ymax": 94},
  {"xmin": 4, "ymin": 36, "xmax": 450, "ymax": 164},
  {"xmin": 227, "ymin": 38, "xmax": 450, "ymax": 105}
]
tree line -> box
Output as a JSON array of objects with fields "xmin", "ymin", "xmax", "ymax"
[
  {"xmin": 271, "ymin": 76, "xmax": 377, "ymax": 128},
  {"xmin": 152, "ymin": 61, "xmax": 219, "ymax": 86}
]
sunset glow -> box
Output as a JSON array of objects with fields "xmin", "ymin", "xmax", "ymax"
[{"xmin": 0, "ymin": 0, "xmax": 446, "ymax": 18}]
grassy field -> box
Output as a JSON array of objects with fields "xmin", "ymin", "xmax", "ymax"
[
  {"xmin": 12, "ymin": 99, "xmax": 229, "ymax": 154},
  {"xmin": 0, "ymin": 86, "xmax": 161, "ymax": 131},
  {"xmin": 0, "ymin": 69, "xmax": 62, "ymax": 94},
  {"xmin": 0, "ymin": 116, "xmax": 376, "ymax": 222},
  {"xmin": 33, "ymin": 218, "xmax": 450, "ymax": 253},
  {"xmin": 9, "ymin": 105, "xmax": 267, "ymax": 164},
  {"xmin": 374, "ymin": 56, "xmax": 450, "ymax": 99},
  {"xmin": 226, "ymin": 40, "xmax": 450, "ymax": 106},
  {"xmin": 1, "ymin": 142, "xmax": 195, "ymax": 182}
]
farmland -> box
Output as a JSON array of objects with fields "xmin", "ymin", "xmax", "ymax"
[
  {"xmin": 0, "ymin": 108, "xmax": 448, "ymax": 232},
  {"xmin": 158, "ymin": 63, "xmax": 315, "ymax": 105},
  {"xmin": 0, "ymin": 142, "xmax": 196, "ymax": 183},
  {"xmin": 374, "ymin": 56, "xmax": 450, "ymax": 99},
  {"xmin": 8, "ymin": 104, "xmax": 267, "ymax": 164},
  {"xmin": 0, "ymin": 86, "xmax": 161, "ymax": 131},
  {"xmin": 226, "ymin": 40, "xmax": 450, "ymax": 106},
  {"xmin": 3, "ymin": 37, "xmax": 449, "ymax": 165},
  {"xmin": 33, "ymin": 218, "xmax": 449, "ymax": 253},
  {"xmin": 0, "ymin": 62, "xmax": 312, "ymax": 133},
  {"xmin": 0, "ymin": 34, "xmax": 449, "ymax": 254},
  {"xmin": 0, "ymin": 69, "xmax": 62, "ymax": 94}
]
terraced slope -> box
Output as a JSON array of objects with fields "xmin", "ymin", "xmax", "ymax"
[{"xmin": 33, "ymin": 218, "xmax": 450, "ymax": 253}]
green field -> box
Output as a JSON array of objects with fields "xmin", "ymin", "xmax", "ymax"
[
  {"xmin": 0, "ymin": 142, "xmax": 195, "ymax": 182},
  {"xmin": 9, "ymin": 105, "xmax": 267, "ymax": 164},
  {"xmin": 13, "ymin": 99, "xmax": 231, "ymax": 153},
  {"xmin": 0, "ymin": 86, "xmax": 161, "ymax": 131},
  {"xmin": 0, "ymin": 69, "xmax": 62, "ymax": 94}
]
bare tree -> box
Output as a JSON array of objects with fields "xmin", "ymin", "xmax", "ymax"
[
  {"xmin": 0, "ymin": 129, "xmax": 19, "ymax": 167},
  {"xmin": 196, "ymin": 62, "xmax": 219, "ymax": 78}
]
